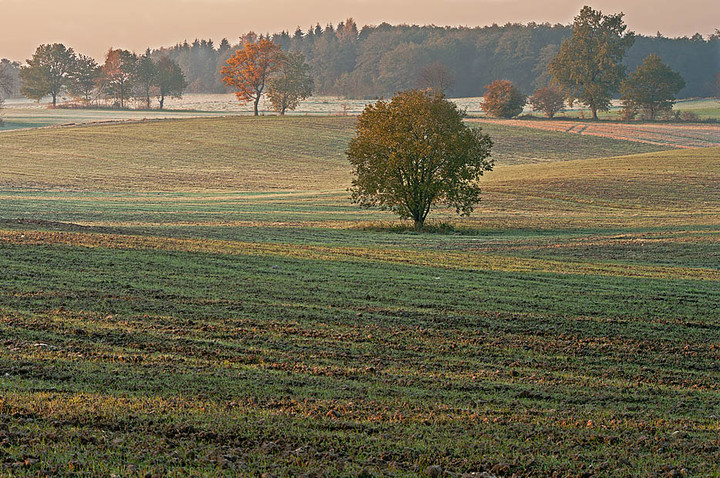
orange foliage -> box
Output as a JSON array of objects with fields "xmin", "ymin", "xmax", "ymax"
[{"xmin": 221, "ymin": 39, "xmax": 283, "ymax": 115}]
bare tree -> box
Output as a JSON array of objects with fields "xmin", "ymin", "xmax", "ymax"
[{"xmin": 417, "ymin": 61, "xmax": 455, "ymax": 95}]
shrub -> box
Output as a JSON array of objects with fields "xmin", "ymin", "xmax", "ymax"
[
  {"xmin": 481, "ymin": 80, "xmax": 526, "ymax": 118},
  {"xmin": 528, "ymin": 86, "xmax": 566, "ymax": 118}
]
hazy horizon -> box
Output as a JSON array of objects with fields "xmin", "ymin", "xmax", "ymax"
[{"xmin": 2, "ymin": 0, "xmax": 718, "ymax": 62}]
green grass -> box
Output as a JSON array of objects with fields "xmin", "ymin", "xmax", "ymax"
[
  {"xmin": 0, "ymin": 117, "xmax": 718, "ymax": 476},
  {"xmin": 0, "ymin": 106, "xmax": 229, "ymax": 131},
  {"xmin": 674, "ymin": 98, "xmax": 720, "ymax": 121}
]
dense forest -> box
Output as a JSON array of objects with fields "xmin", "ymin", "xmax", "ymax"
[
  {"xmin": 153, "ymin": 20, "xmax": 719, "ymax": 99},
  {"xmin": 2, "ymin": 21, "xmax": 718, "ymax": 100}
]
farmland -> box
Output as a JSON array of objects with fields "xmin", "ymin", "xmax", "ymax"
[{"xmin": 0, "ymin": 116, "xmax": 718, "ymax": 476}]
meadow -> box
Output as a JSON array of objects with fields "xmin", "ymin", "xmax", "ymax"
[{"xmin": 0, "ymin": 116, "xmax": 718, "ymax": 477}]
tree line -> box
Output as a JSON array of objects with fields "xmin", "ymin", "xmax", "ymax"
[
  {"xmin": 480, "ymin": 7, "xmax": 693, "ymax": 121},
  {"xmin": 2, "ymin": 17, "xmax": 717, "ymax": 108},
  {"xmin": 157, "ymin": 20, "xmax": 717, "ymax": 99},
  {"xmin": 16, "ymin": 45, "xmax": 187, "ymax": 109}
]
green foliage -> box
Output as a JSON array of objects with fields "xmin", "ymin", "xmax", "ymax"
[
  {"xmin": 67, "ymin": 54, "xmax": 101, "ymax": 102},
  {"xmin": 267, "ymin": 52, "xmax": 313, "ymax": 115},
  {"xmin": 154, "ymin": 56, "xmax": 187, "ymax": 110},
  {"xmin": 548, "ymin": 6, "xmax": 635, "ymax": 120},
  {"xmin": 528, "ymin": 85, "xmax": 566, "ymax": 118},
  {"xmin": 481, "ymin": 80, "xmax": 526, "ymax": 118},
  {"xmin": 621, "ymin": 54, "xmax": 686, "ymax": 120},
  {"xmin": 19, "ymin": 43, "xmax": 77, "ymax": 107},
  {"xmin": 135, "ymin": 49, "xmax": 157, "ymax": 109},
  {"xmin": 348, "ymin": 90, "xmax": 493, "ymax": 230}
]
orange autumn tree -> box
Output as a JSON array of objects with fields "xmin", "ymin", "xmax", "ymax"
[{"xmin": 221, "ymin": 38, "xmax": 283, "ymax": 116}]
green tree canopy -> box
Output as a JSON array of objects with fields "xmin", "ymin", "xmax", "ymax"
[
  {"xmin": 135, "ymin": 49, "xmax": 158, "ymax": 109},
  {"xmin": 267, "ymin": 52, "xmax": 313, "ymax": 115},
  {"xmin": 620, "ymin": 54, "xmax": 685, "ymax": 120},
  {"xmin": 347, "ymin": 89, "xmax": 493, "ymax": 231},
  {"xmin": 20, "ymin": 43, "xmax": 77, "ymax": 107},
  {"xmin": 68, "ymin": 54, "xmax": 101, "ymax": 102},
  {"xmin": 155, "ymin": 56, "xmax": 187, "ymax": 110},
  {"xmin": 548, "ymin": 6, "xmax": 635, "ymax": 120}
]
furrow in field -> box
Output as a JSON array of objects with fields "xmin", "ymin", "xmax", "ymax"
[{"xmin": 1, "ymin": 229, "xmax": 717, "ymax": 281}]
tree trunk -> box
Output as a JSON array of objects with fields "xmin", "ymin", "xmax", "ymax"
[
  {"xmin": 146, "ymin": 93, "xmax": 151, "ymax": 109},
  {"xmin": 51, "ymin": 92, "xmax": 57, "ymax": 107},
  {"xmin": 254, "ymin": 96, "xmax": 260, "ymax": 116},
  {"xmin": 159, "ymin": 95, "xmax": 165, "ymax": 110},
  {"xmin": 591, "ymin": 106, "xmax": 598, "ymax": 120},
  {"xmin": 413, "ymin": 218, "xmax": 424, "ymax": 232}
]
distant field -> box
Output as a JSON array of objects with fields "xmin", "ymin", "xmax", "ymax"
[
  {"xmin": 473, "ymin": 118, "xmax": 720, "ymax": 149},
  {"xmin": 0, "ymin": 116, "xmax": 673, "ymax": 192},
  {"xmin": 0, "ymin": 117, "xmax": 718, "ymax": 476}
]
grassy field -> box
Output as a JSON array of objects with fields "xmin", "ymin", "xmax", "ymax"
[{"xmin": 0, "ymin": 117, "xmax": 718, "ymax": 477}]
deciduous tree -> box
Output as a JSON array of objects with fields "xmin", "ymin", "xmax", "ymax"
[
  {"xmin": 68, "ymin": 54, "xmax": 101, "ymax": 103},
  {"xmin": 135, "ymin": 49, "xmax": 157, "ymax": 109},
  {"xmin": 417, "ymin": 61, "xmax": 455, "ymax": 95},
  {"xmin": 221, "ymin": 38, "xmax": 283, "ymax": 115},
  {"xmin": 528, "ymin": 85, "xmax": 566, "ymax": 118},
  {"xmin": 20, "ymin": 43, "xmax": 76, "ymax": 107},
  {"xmin": 481, "ymin": 80, "xmax": 526, "ymax": 118},
  {"xmin": 101, "ymin": 48, "xmax": 137, "ymax": 108},
  {"xmin": 155, "ymin": 56, "xmax": 187, "ymax": 110},
  {"xmin": 347, "ymin": 89, "xmax": 493, "ymax": 231},
  {"xmin": 267, "ymin": 52, "xmax": 313, "ymax": 115},
  {"xmin": 620, "ymin": 54, "xmax": 685, "ymax": 120},
  {"xmin": 548, "ymin": 6, "xmax": 634, "ymax": 120}
]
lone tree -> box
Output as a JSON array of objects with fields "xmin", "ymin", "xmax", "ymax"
[
  {"xmin": 221, "ymin": 38, "xmax": 283, "ymax": 115},
  {"xmin": 620, "ymin": 54, "xmax": 685, "ymax": 120},
  {"xmin": 20, "ymin": 43, "xmax": 77, "ymax": 107},
  {"xmin": 481, "ymin": 80, "xmax": 526, "ymax": 118},
  {"xmin": 548, "ymin": 6, "xmax": 634, "ymax": 120},
  {"xmin": 267, "ymin": 52, "xmax": 313, "ymax": 115},
  {"xmin": 348, "ymin": 89, "xmax": 493, "ymax": 231},
  {"xmin": 155, "ymin": 56, "xmax": 187, "ymax": 110},
  {"xmin": 528, "ymin": 86, "xmax": 566, "ymax": 118}
]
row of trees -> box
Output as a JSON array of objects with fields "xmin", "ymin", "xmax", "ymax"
[
  {"xmin": 18, "ymin": 44, "xmax": 187, "ymax": 109},
  {"xmin": 151, "ymin": 21, "xmax": 717, "ymax": 99},
  {"xmin": 479, "ymin": 7, "xmax": 688, "ymax": 121}
]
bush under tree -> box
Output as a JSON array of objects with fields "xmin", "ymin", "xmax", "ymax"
[
  {"xmin": 528, "ymin": 86, "xmax": 566, "ymax": 118},
  {"xmin": 347, "ymin": 89, "xmax": 493, "ymax": 231},
  {"xmin": 481, "ymin": 80, "xmax": 526, "ymax": 118}
]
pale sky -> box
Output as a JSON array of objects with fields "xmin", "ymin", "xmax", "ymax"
[{"xmin": 1, "ymin": 0, "xmax": 718, "ymax": 62}]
